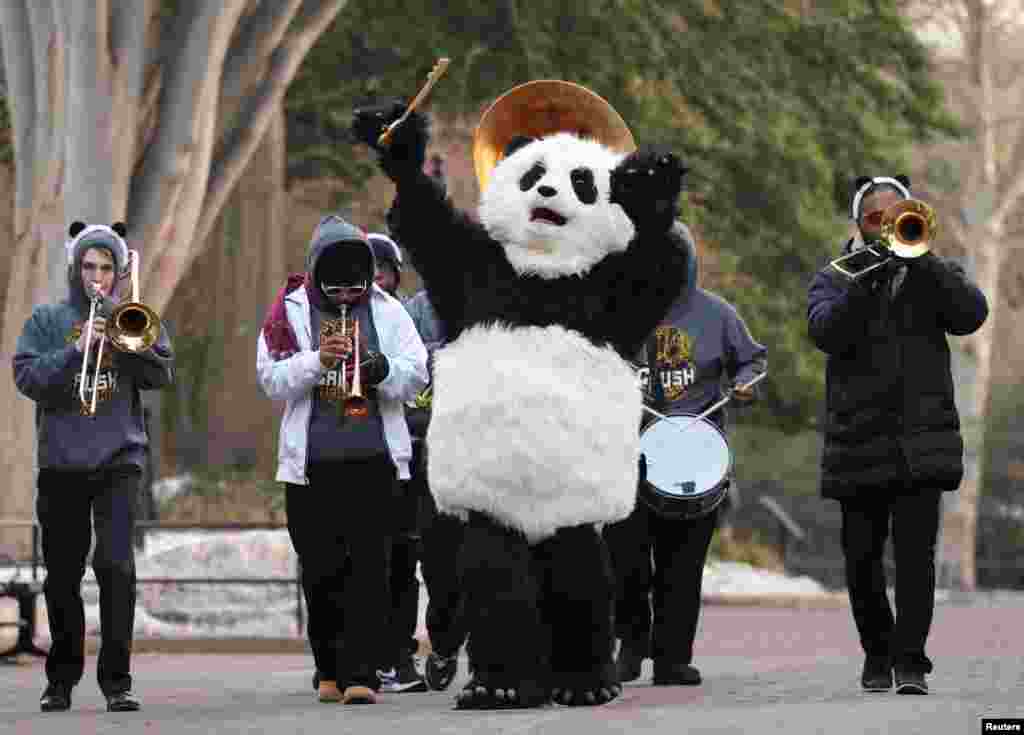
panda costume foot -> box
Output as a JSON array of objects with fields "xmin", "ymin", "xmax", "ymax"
[
  {"xmin": 549, "ymin": 663, "xmax": 622, "ymax": 706},
  {"xmin": 454, "ymin": 676, "xmax": 549, "ymax": 710}
]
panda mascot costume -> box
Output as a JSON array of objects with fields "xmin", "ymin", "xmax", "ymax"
[{"xmin": 352, "ymin": 80, "xmax": 697, "ymax": 709}]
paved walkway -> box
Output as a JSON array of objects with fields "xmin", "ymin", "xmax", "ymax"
[{"xmin": 2, "ymin": 600, "xmax": 1022, "ymax": 734}]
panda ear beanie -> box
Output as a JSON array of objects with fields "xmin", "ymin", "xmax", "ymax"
[{"xmin": 850, "ymin": 175, "xmax": 910, "ymax": 221}]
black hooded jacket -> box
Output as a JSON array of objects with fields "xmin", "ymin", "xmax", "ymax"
[{"xmin": 807, "ymin": 243, "xmax": 988, "ymax": 499}]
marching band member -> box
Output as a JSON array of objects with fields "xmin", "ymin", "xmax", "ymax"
[
  {"xmin": 807, "ymin": 175, "xmax": 987, "ymax": 695},
  {"xmin": 604, "ymin": 222, "xmax": 766, "ymax": 686},
  {"xmin": 257, "ymin": 216, "xmax": 427, "ymax": 705},
  {"xmin": 367, "ymin": 232, "xmax": 428, "ymax": 693},
  {"xmin": 402, "ymin": 285, "xmax": 468, "ymax": 691},
  {"xmin": 13, "ymin": 222, "xmax": 175, "ymax": 713}
]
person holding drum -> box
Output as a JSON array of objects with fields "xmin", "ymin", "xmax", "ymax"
[{"xmin": 604, "ymin": 220, "xmax": 767, "ymax": 686}]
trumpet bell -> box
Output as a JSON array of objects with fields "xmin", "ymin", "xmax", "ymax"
[
  {"xmin": 472, "ymin": 80, "xmax": 636, "ymax": 191},
  {"xmin": 107, "ymin": 301, "xmax": 161, "ymax": 352},
  {"xmin": 881, "ymin": 199, "xmax": 936, "ymax": 258}
]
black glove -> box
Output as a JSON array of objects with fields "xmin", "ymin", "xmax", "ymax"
[
  {"xmin": 609, "ymin": 146, "xmax": 688, "ymax": 235},
  {"xmin": 362, "ymin": 351, "xmax": 390, "ymax": 386},
  {"xmin": 350, "ymin": 99, "xmax": 430, "ymax": 180}
]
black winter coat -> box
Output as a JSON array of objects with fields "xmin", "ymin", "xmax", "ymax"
[{"xmin": 807, "ymin": 246, "xmax": 988, "ymax": 500}]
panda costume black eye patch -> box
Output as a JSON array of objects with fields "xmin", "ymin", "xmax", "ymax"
[
  {"xmin": 520, "ymin": 162, "xmax": 546, "ymax": 192},
  {"xmin": 570, "ymin": 168, "xmax": 597, "ymax": 205}
]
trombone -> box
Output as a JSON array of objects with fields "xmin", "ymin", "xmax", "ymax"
[
  {"xmin": 78, "ymin": 250, "xmax": 162, "ymax": 416},
  {"xmin": 829, "ymin": 199, "xmax": 937, "ymax": 281},
  {"xmin": 338, "ymin": 304, "xmax": 369, "ymax": 420}
]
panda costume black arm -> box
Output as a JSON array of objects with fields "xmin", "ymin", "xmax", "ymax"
[
  {"xmin": 352, "ymin": 103, "xmax": 694, "ymax": 357},
  {"xmin": 352, "ymin": 101, "xmax": 504, "ymax": 339}
]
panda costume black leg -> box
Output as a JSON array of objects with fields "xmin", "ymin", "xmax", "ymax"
[{"xmin": 352, "ymin": 96, "xmax": 695, "ymax": 709}]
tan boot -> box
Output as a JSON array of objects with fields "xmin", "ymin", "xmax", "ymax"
[
  {"xmin": 341, "ymin": 685, "xmax": 376, "ymax": 705},
  {"xmin": 318, "ymin": 680, "xmax": 343, "ymax": 703}
]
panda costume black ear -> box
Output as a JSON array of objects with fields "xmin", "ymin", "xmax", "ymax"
[
  {"xmin": 111, "ymin": 222, "xmax": 128, "ymax": 238},
  {"xmin": 504, "ymin": 136, "xmax": 536, "ymax": 158},
  {"xmin": 68, "ymin": 221, "xmax": 87, "ymax": 238}
]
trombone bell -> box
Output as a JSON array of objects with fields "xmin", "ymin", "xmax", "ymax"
[
  {"xmin": 881, "ymin": 199, "xmax": 936, "ymax": 258},
  {"xmin": 107, "ymin": 302, "xmax": 160, "ymax": 352},
  {"xmin": 829, "ymin": 199, "xmax": 936, "ymax": 280}
]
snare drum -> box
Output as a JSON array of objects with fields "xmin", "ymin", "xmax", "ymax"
[{"xmin": 638, "ymin": 412, "xmax": 731, "ymax": 521}]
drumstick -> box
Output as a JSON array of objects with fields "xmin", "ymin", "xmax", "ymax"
[
  {"xmin": 378, "ymin": 58, "xmax": 450, "ymax": 147},
  {"xmin": 641, "ymin": 371, "xmax": 767, "ymax": 435}
]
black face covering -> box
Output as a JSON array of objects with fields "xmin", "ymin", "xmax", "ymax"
[{"xmin": 315, "ymin": 243, "xmax": 373, "ymax": 291}]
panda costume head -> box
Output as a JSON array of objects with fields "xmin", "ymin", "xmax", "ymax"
[{"xmin": 479, "ymin": 133, "xmax": 635, "ymax": 279}]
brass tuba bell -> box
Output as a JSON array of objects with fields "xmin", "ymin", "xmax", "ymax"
[{"xmin": 472, "ymin": 80, "xmax": 637, "ymax": 191}]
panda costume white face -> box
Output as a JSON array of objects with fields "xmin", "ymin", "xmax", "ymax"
[{"xmin": 479, "ymin": 133, "xmax": 636, "ymax": 279}]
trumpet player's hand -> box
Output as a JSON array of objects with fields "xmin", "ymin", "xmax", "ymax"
[
  {"xmin": 318, "ymin": 335, "xmax": 353, "ymax": 369},
  {"xmin": 75, "ymin": 317, "xmax": 106, "ymax": 353}
]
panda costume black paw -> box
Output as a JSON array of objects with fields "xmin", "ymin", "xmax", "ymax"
[{"xmin": 353, "ymin": 89, "xmax": 697, "ymax": 709}]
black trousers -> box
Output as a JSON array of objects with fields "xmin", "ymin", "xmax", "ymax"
[
  {"xmin": 388, "ymin": 476, "xmax": 422, "ymax": 663},
  {"xmin": 460, "ymin": 512, "xmax": 616, "ymax": 690},
  {"xmin": 603, "ymin": 500, "xmax": 719, "ymax": 665},
  {"xmin": 286, "ymin": 456, "xmax": 397, "ymax": 689},
  {"xmin": 36, "ymin": 465, "xmax": 141, "ymax": 695},
  {"xmin": 412, "ymin": 439, "xmax": 467, "ymax": 658},
  {"xmin": 838, "ymin": 487, "xmax": 942, "ymax": 674}
]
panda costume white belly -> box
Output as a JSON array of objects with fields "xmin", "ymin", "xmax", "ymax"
[
  {"xmin": 352, "ymin": 93, "xmax": 695, "ymax": 709},
  {"xmin": 429, "ymin": 322, "xmax": 642, "ymax": 542}
]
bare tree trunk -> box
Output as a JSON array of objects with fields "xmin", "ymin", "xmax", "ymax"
[
  {"xmin": 0, "ymin": 1, "xmax": 346, "ymax": 551},
  {"xmin": 161, "ymin": 108, "xmax": 287, "ymax": 478},
  {"xmin": 942, "ymin": 236, "xmax": 1000, "ymax": 591}
]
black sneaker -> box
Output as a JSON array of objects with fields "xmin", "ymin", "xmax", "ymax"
[
  {"xmin": 861, "ymin": 656, "xmax": 893, "ymax": 692},
  {"xmin": 105, "ymin": 691, "xmax": 141, "ymax": 712},
  {"xmin": 378, "ymin": 657, "xmax": 428, "ymax": 693},
  {"xmin": 616, "ymin": 647, "xmax": 644, "ymax": 683},
  {"xmin": 652, "ymin": 662, "xmax": 701, "ymax": 686},
  {"xmin": 40, "ymin": 683, "xmax": 71, "ymax": 712},
  {"xmin": 894, "ymin": 670, "xmax": 928, "ymax": 695},
  {"xmin": 424, "ymin": 651, "xmax": 458, "ymax": 691}
]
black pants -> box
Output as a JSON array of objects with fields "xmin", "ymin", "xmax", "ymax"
[
  {"xmin": 36, "ymin": 465, "xmax": 141, "ymax": 695},
  {"xmin": 412, "ymin": 439, "xmax": 467, "ymax": 658},
  {"xmin": 603, "ymin": 500, "xmax": 719, "ymax": 665},
  {"xmin": 461, "ymin": 512, "xmax": 616, "ymax": 691},
  {"xmin": 286, "ymin": 456, "xmax": 397, "ymax": 689},
  {"xmin": 839, "ymin": 488, "xmax": 942, "ymax": 674},
  {"xmin": 388, "ymin": 478, "xmax": 422, "ymax": 663}
]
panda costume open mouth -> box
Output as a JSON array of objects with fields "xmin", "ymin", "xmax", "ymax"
[{"xmin": 530, "ymin": 207, "xmax": 568, "ymax": 226}]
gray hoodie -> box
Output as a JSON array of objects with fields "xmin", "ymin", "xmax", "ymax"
[
  {"xmin": 13, "ymin": 225, "xmax": 175, "ymax": 471},
  {"xmin": 636, "ymin": 223, "xmax": 767, "ymax": 431}
]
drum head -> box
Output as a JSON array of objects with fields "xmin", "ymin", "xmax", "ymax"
[{"xmin": 640, "ymin": 413, "xmax": 730, "ymax": 499}]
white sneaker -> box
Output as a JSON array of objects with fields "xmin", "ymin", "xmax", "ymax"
[{"xmin": 377, "ymin": 668, "xmax": 399, "ymax": 692}]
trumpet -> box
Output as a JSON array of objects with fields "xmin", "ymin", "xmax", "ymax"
[
  {"xmin": 338, "ymin": 304, "xmax": 369, "ymax": 420},
  {"xmin": 78, "ymin": 250, "xmax": 161, "ymax": 416},
  {"xmin": 830, "ymin": 199, "xmax": 937, "ymax": 281}
]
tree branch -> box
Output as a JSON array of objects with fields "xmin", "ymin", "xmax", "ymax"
[
  {"xmin": 25, "ymin": 2, "xmax": 56, "ymax": 175},
  {"xmin": 0, "ymin": 1, "xmax": 37, "ymax": 233},
  {"xmin": 193, "ymin": 0, "xmax": 346, "ymax": 247},
  {"xmin": 990, "ymin": 166, "xmax": 1024, "ymax": 233},
  {"xmin": 128, "ymin": 0, "xmax": 249, "ymax": 242},
  {"xmin": 110, "ymin": 0, "xmax": 151, "ymax": 97},
  {"xmin": 222, "ymin": 0, "xmax": 304, "ymax": 100}
]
